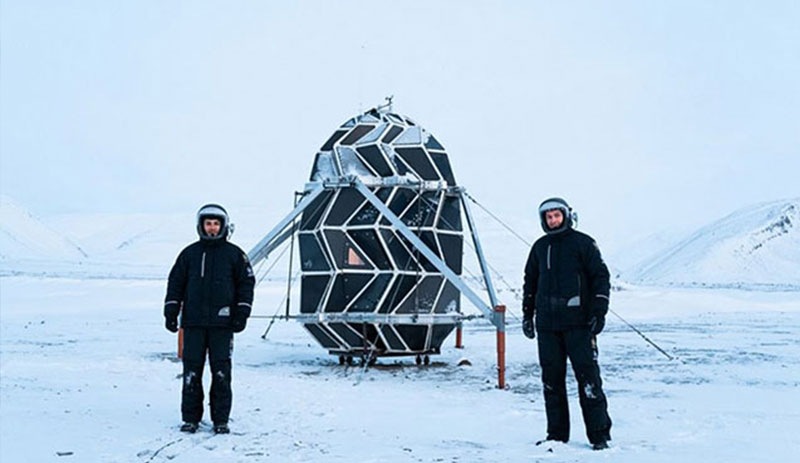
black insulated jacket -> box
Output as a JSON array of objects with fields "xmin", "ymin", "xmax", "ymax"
[
  {"xmin": 164, "ymin": 240, "xmax": 255, "ymax": 328},
  {"xmin": 523, "ymin": 228, "xmax": 610, "ymax": 331}
]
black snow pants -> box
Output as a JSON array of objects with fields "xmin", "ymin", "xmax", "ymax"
[
  {"xmin": 537, "ymin": 328, "xmax": 612, "ymax": 444},
  {"xmin": 181, "ymin": 327, "xmax": 234, "ymax": 425}
]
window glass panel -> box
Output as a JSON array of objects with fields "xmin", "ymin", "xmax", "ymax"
[
  {"xmin": 380, "ymin": 229, "xmax": 421, "ymax": 272},
  {"xmin": 328, "ymin": 322, "xmax": 362, "ymax": 347},
  {"xmin": 298, "ymin": 232, "xmax": 330, "ymax": 271},
  {"xmin": 437, "ymin": 233, "xmax": 463, "ymax": 274},
  {"xmin": 349, "ymin": 229, "xmax": 392, "ymax": 270},
  {"xmin": 417, "ymin": 231, "xmax": 442, "ymax": 272},
  {"xmin": 336, "ymin": 146, "xmax": 374, "ymax": 178},
  {"xmin": 303, "ymin": 323, "xmax": 342, "ymax": 349},
  {"xmin": 378, "ymin": 274, "xmax": 418, "ymax": 313},
  {"xmin": 323, "ymin": 229, "xmax": 373, "ymax": 270},
  {"xmin": 395, "ymin": 147, "xmax": 439, "ymax": 180},
  {"xmin": 347, "ymin": 323, "xmax": 385, "ymax": 350},
  {"xmin": 382, "ymin": 125, "xmax": 403, "ymax": 143},
  {"xmin": 356, "ymin": 123, "xmax": 387, "ymax": 145},
  {"xmin": 430, "ymin": 324, "xmax": 456, "ymax": 350},
  {"xmin": 356, "ymin": 145, "xmax": 394, "ymax": 176},
  {"xmin": 340, "ymin": 124, "xmax": 375, "ymax": 145},
  {"xmin": 299, "ymin": 190, "xmax": 334, "ymax": 231},
  {"xmin": 401, "ymin": 192, "xmax": 439, "ymax": 228},
  {"xmin": 396, "ymin": 275, "xmax": 442, "ymax": 314},
  {"xmin": 349, "ymin": 201, "xmax": 380, "ymax": 226},
  {"xmin": 429, "ymin": 151, "xmax": 457, "ymax": 185},
  {"xmin": 381, "ymin": 325, "xmax": 408, "ymax": 351},
  {"xmin": 324, "ymin": 274, "xmax": 374, "ymax": 313},
  {"xmin": 349, "ymin": 273, "xmax": 392, "ymax": 312},
  {"xmin": 324, "ymin": 188, "xmax": 366, "ymax": 226},
  {"xmin": 436, "ymin": 195, "xmax": 462, "ymax": 231},
  {"xmin": 424, "ymin": 134, "xmax": 444, "ymax": 150},
  {"xmin": 434, "ymin": 281, "xmax": 460, "ymax": 314},
  {"xmin": 389, "ymin": 152, "xmax": 411, "ymax": 177},
  {"xmin": 387, "ymin": 188, "xmax": 416, "ymax": 216},
  {"xmin": 320, "ymin": 129, "xmax": 348, "ymax": 152},
  {"xmin": 300, "ymin": 275, "xmax": 331, "ymax": 313},
  {"xmin": 394, "ymin": 324, "xmax": 428, "ymax": 351}
]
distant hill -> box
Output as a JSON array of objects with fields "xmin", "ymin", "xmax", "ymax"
[
  {"xmin": 624, "ymin": 198, "xmax": 800, "ymax": 291},
  {"xmin": 4, "ymin": 193, "xmax": 799, "ymax": 291},
  {"xmin": 0, "ymin": 195, "xmax": 88, "ymax": 261},
  {"xmin": 0, "ymin": 198, "xmax": 281, "ymax": 279}
]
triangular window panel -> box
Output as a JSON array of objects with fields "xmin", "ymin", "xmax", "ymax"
[
  {"xmin": 424, "ymin": 134, "xmax": 445, "ymax": 150},
  {"xmin": 323, "ymin": 229, "xmax": 374, "ymax": 270}
]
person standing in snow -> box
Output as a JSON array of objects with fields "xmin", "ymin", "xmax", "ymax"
[
  {"xmin": 164, "ymin": 203, "xmax": 255, "ymax": 434},
  {"xmin": 522, "ymin": 197, "xmax": 612, "ymax": 450}
]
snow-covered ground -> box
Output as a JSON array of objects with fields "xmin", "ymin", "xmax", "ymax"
[{"xmin": 1, "ymin": 276, "xmax": 798, "ymax": 462}]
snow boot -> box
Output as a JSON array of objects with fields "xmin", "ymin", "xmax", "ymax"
[
  {"xmin": 180, "ymin": 422, "xmax": 199, "ymax": 433},
  {"xmin": 592, "ymin": 440, "xmax": 609, "ymax": 451},
  {"xmin": 213, "ymin": 423, "xmax": 230, "ymax": 434},
  {"xmin": 536, "ymin": 436, "xmax": 568, "ymax": 446}
]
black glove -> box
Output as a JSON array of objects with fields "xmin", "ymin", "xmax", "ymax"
[
  {"xmin": 589, "ymin": 315, "xmax": 605, "ymax": 335},
  {"xmin": 522, "ymin": 318, "xmax": 536, "ymax": 339},
  {"xmin": 231, "ymin": 316, "xmax": 247, "ymax": 333},
  {"xmin": 165, "ymin": 316, "xmax": 179, "ymax": 333}
]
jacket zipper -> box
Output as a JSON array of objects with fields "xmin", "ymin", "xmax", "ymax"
[
  {"xmin": 547, "ymin": 244, "xmax": 551, "ymax": 270},
  {"xmin": 201, "ymin": 251, "xmax": 206, "ymax": 278}
]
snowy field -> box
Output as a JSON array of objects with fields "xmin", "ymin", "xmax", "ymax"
[{"xmin": 1, "ymin": 276, "xmax": 798, "ymax": 463}]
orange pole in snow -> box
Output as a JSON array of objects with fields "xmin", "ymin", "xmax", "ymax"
[
  {"xmin": 495, "ymin": 305, "xmax": 506, "ymax": 389},
  {"xmin": 178, "ymin": 328, "xmax": 184, "ymax": 359},
  {"xmin": 455, "ymin": 324, "xmax": 463, "ymax": 348}
]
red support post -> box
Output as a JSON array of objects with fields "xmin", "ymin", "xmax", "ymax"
[
  {"xmin": 455, "ymin": 324, "xmax": 463, "ymax": 349},
  {"xmin": 495, "ymin": 305, "xmax": 506, "ymax": 389},
  {"xmin": 178, "ymin": 328, "xmax": 184, "ymax": 359}
]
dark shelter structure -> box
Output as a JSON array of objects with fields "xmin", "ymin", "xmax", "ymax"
[{"xmin": 248, "ymin": 102, "xmax": 502, "ymax": 365}]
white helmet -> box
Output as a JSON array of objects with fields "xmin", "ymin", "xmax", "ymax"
[
  {"xmin": 196, "ymin": 203, "xmax": 231, "ymax": 240},
  {"xmin": 538, "ymin": 197, "xmax": 575, "ymax": 234}
]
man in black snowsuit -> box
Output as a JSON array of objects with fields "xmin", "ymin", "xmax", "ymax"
[
  {"xmin": 522, "ymin": 197, "xmax": 612, "ymax": 450},
  {"xmin": 164, "ymin": 203, "xmax": 255, "ymax": 434}
]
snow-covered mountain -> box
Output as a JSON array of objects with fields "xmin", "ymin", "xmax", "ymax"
[
  {"xmin": 624, "ymin": 198, "xmax": 800, "ymax": 290},
  {"xmin": 0, "ymin": 197, "xmax": 285, "ymax": 279},
  {"xmin": 3, "ymin": 194, "xmax": 799, "ymax": 291},
  {"xmin": 0, "ymin": 195, "xmax": 88, "ymax": 261}
]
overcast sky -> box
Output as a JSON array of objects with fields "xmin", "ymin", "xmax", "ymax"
[{"xmin": 2, "ymin": 1, "xmax": 798, "ymax": 253}]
